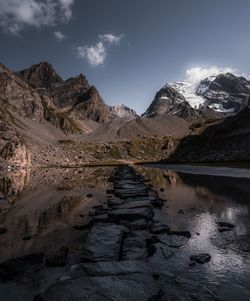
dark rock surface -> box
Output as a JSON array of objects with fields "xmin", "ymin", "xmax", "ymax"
[{"xmin": 190, "ymin": 253, "xmax": 211, "ymax": 264}]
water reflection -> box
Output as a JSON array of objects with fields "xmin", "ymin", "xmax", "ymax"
[
  {"xmin": 137, "ymin": 166, "xmax": 250, "ymax": 300},
  {"xmin": 0, "ymin": 167, "xmax": 114, "ymax": 262}
]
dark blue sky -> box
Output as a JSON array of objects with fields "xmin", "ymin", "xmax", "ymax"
[{"xmin": 1, "ymin": 0, "xmax": 250, "ymax": 113}]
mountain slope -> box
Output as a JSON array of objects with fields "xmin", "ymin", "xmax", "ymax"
[
  {"xmin": 18, "ymin": 62, "xmax": 111, "ymax": 123},
  {"xmin": 143, "ymin": 84, "xmax": 221, "ymax": 121},
  {"xmin": 108, "ymin": 104, "xmax": 138, "ymax": 119},
  {"xmin": 84, "ymin": 114, "xmax": 191, "ymax": 142},
  {"xmin": 168, "ymin": 97, "xmax": 250, "ymax": 162}
]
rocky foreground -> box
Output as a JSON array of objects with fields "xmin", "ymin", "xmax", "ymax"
[{"xmin": 0, "ymin": 165, "xmax": 215, "ymax": 301}]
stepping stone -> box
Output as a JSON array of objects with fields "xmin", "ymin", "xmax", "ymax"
[
  {"xmin": 128, "ymin": 218, "xmax": 149, "ymax": 231},
  {"xmin": 80, "ymin": 260, "xmax": 151, "ymax": 277},
  {"xmin": 108, "ymin": 207, "xmax": 154, "ymax": 222},
  {"xmin": 81, "ymin": 223, "xmax": 128, "ymax": 262},
  {"xmin": 158, "ymin": 234, "xmax": 190, "ymax": 248},
  {"xmin": 114, "ymin": 200, "xmax": 153, "ymax": 210},
  {"xmin": 122, "ymin": 236, "xmax": 148, "ymax": 260},
  {"xmin": 151, "ymin": 221, "xmax": 170, "ymax": 234}
]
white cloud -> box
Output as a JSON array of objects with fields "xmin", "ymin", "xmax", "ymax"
[
  {"xmin": 77, "ymin": 33, "xmax": 124, "ymax": 67},
  {"xmin": 77, "ymin": 42, "xmax": 107, "ymax": 67},
  {"xmin": 0, "ymin": 0, "xmax": 74, "ymax": 35},
  {"xmin": 185, "ymin": 66, "xmax": 236, "ymax": 84},
  {"xmin": 99, "ymin": 33, "xmax": 124, "ymax": 45},
  {"xmin": 54, "ymin": 30, "xmax": 66, "ymax": 41}
]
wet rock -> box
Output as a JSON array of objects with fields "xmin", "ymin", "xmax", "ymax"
[
  {"xmin": 190, "ymin": 253, "xmax": 211, "ymax": 264},
  {"xmin": 93, "ymin": 213, "xmax": 109, "ymax": 222},
  {"xmin": 0, "ymin": 253, "xmax": 44, "ymax": 282},
  {"xmin": 38, "ymin": 273, "xmax": 158, "ymax": 301},
  {"xmin": 107, "ymin": 198, "xmax": 124, "ymax": 207},
  {"xmin": 151, "ymin": 243, "xmax": 174, "ymax": 260},
  {"xmin": 46, "ymin": 246, "xmax": 68, "ymax": 267},
  {"xmin": 80, "ymin": 260, "xmax": 151, "ymax": 277},
  {"xmin": 217, "ymin": 221, "xmax": 235, "ymax": 232},
  {"xmin": 0, "ymin": 227, "xmax": 7, "ymax": 235},
  {"xmin": 151, "ymin": 221, "xmax": 170, "ymax": 234},
  {"xmin": 81, "ymin": 223, "xmax": 128, "ymax": 262},
  {"xmin": 158, "ymin": 234, "xmax": 190, "ymax": 248},
  {"xmin": 217, "ymin": 222, "xmax": 235, "ymax": 228},
  {"xmin": 128, "ymin": 218, "xmax": 149, "ymax": 231},
  {"xmin": 168, "ymin": 230, "xmax": 191, "ymax": 238},
  {"xmin": 108, "ymin": 207, "xmax": 154, "ymax": 222},
  {"xmin": 122, "ymin": 236, "xmax": 148, "ymax": 260},
  {"xmin": 114, "ymin": 200, "xmax": 153, "ymax": 210}
]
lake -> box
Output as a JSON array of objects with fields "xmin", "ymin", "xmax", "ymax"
[{"xmin": 0, "ymin": 165, "xmax": 249, "ymax": 300}]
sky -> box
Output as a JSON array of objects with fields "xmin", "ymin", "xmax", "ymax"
[{"xmin": 0, "ymin": 0, "xmax": 250, "ymax": 114}]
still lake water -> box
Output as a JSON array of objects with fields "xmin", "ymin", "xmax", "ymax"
[{"xmin": 0, "ymin": 165, "xmax": 249, "ymax": 300}]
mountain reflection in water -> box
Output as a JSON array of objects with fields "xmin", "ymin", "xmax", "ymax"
[{"xmin": 0, "ymin": 165, "xmax": 249, "ymax": 300}]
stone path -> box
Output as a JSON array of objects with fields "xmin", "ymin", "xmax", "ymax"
[
  {"xmin": 1, "ymin": 165, "xmax": 204, "ymax": 300},
  {"xmin": 37, "ymin": 165, "xmax": 195, "ymax": 300}
]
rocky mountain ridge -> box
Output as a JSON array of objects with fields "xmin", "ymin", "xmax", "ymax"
[
  {"xmin": 108, "ymin": 104, "xmax": 138, "ymax": 119},
  {"xmin": 143, "ymin": 72, "xmax": 250, "ymax": 120}
]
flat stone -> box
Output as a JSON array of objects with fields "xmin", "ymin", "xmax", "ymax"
[
  {"xmin": 190, "ymin": 253, "xmax": 211, "ymax": 264},
  {"xmin": 38, "ymin": 273, "xmax": 159, "ymax": 301},
  {"xmin": 0, "ymin": 253, "xmax": 44, "ymax": 282},
  {"xmin": 168, "ymin": 230, "xmax": 191, "ymax": 238},
  {"xmin": 151, "ymin": 221, "xmax": 170, "ymax": 234},
  {"xmin": 151, "ymin": 243, "xmax": 174, "ymax": 260},
  {"xmin": 107, "ymin": 198, "xmax": 124, "ymax": 207},
  {"xmin": 108, "ymin": 207, "xmax": 154, "ymax": 222},
  {"xmin": 80, "ymin": 260, "xmax": 151, "ymax": 277},
  {"xmin": 158, "ymin": 234, "xmax": 189, "ymax": 248},
  {"xmin": 46, "ymin": 246, "xmax": 68, "ymax": 267},
  {"xmin": 81, "ymin": 223, "xmax": 128, "ymax": 262},
  {"xmin": 122, "ymin": 236, "xmax": 148, "ymax": 260},
  {"xmin": 114, "ymin": 200, "xmax": 153, "ymax": 210},
  {"xmin": 128, "ymin": 218, "xmax": 149, "ymax": 231}
]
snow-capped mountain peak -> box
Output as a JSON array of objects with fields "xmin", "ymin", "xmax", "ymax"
[{"xmin": 143, "ymin": 71, "xmax": 250, "ymax": 120}]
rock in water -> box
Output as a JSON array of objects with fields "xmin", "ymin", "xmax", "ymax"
[
  {"xmin": 190, "ymin": 253, "xmax": 211, "ymax": 264},
  {"xmin": 81, "ymin": 223, "xmax": 128, "ymax": 262}
]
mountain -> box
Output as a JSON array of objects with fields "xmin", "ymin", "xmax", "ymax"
[
  {"xmin": 18, "ymin": 62, "xmax": 111, "ymax": 123},
  {"xmin": 108, "ymin": 104, "xmax": 138, "ymax": 119},
  {"xmin": 142, "ymin": 84, "xmax": 221, "ymax": 122},
  {"xmin": 0, "ymin": 63, "xmax": 44, "ymax": 121},
  {"xmin": 168, "ymin": 96, "xmax": 250, "ymax": 162},
  {"xmin": 196, "ymin": 73, "xmax": 250, "ymax": 114},
  {"xmin": 143, "ymin": 72, "xmax": 250, "ymax": 120}
]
